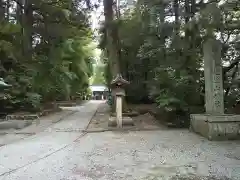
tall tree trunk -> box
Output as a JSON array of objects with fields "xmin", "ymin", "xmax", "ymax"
[
  {"xmin": 184, "ymin": 0, "xmax": 190, "ymax": 23},
  {"xmin": 159, "ymin": 2, "xmax": 165, "ymax": 45},
  {"xmin": 16, "ymin": 0, "xmax": 22, "ymax": 23},
  {"xmin": 0, "ymin": 0, "xmax": 5, "ymax": 21},
  {"xmin": 6, "ymin": 0, "xmax": 10, "ymax": 20},
  {"xmin": 157, "ymin": 2, "xmax": 166, "ymax": 70},
  {"xmin": 183, "ymin": 0, "xmax": 195, "ymax": 88},
  {"xmin": 191, "ymin": 0, "xmax": 196, "ymax": 16},
  {"xmin": 184, "ymin": 0, "xmax": 191, "ymax": 69},
  {"xmin": 16, "ymin": 0, "xmax": 24, "ymax": 54},
  {"xmin": 103, "ymin": 0, "xmax": 120, "ymax": 78},
  {"xmin": 173, "ymin": 0, "xmax": 179, "ymax": 33},
  {"xmin": 23, "ymin": 0, "xmax": 33, "ymax": 59},
  {"xmin": 173, "ymin": 0, "xmax": 181, "ymax": 78},
  {"xmin": 103, "ymin": 0, "xmax": 129, "ymax": 112}
]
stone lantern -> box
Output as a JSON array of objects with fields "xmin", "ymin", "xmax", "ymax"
[
  {"xmin": 109, "ymin": 74, "xmax": 130, "ymax": 128},
  {"xmin": 111, "ymin": 74, "xmax": 129, "ymax": 96}
]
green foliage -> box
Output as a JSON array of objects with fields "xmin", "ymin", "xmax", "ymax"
[
  {"xmin": 100, "ymin": 0, "xmax": 240, "ymax": 126},
  {"xmin": 91, "ymin": 64, "xmax": 106, "ymax": 85},
  {"xmin": 0, "ymin": 0, "xmax": 95, "ymax": 113},
  {"xmin": 25, "ymin": 93, "xmax": 42, "ymax": 111}
]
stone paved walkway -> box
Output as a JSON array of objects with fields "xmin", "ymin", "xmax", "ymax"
[
  {"xmin": 0, "ymin": 108, "xmax": 78, "ymax": 146},
  {"xmin": 0, "ymin": 101, "xmax": 239, "ymax": 180}
]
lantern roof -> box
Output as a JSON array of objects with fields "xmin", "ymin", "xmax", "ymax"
[{"xmin": 110, "ymin": 74, "xmax": 129, "ymax": 87}]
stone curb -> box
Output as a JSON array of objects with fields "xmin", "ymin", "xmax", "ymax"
[
  {"xmin": 84, "ymin": 127, "xmax": 166, "ymax": 133},
  {"xmin": 51, "ymin": 110, "xmax": 78, "ymax": 124},
  {"xmin": 0, "ymin": 110, "xmax": 78, "ymax": 135},
  {"xmin": 85, "ymin": 107, "xmax": 99, "ymax": 130}
]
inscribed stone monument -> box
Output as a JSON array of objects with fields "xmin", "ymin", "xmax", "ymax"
[
  {"xmin": 190, "ymin": 38, "xmax": 240, "ymax": 141},
  {"xmin": 203, "ymin": 39, "xmax": 224, "ymax": 114}
]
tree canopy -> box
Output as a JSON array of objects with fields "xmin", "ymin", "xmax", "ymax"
[
  {"xmin": 0, "ymin": 0, "xmax": 96, "ymax": 113},
  {"xmin": 1, "ymin": 0, "xmax": 240, "ymax": 125},
  {"xmin": 100, "ymin": 0, "xmax": 240, "ymax": 125}
]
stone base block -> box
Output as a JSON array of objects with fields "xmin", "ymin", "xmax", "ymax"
[
  {"xmin": 108, "ymin": 116, "xmax": 134, "ymax": 127},
  {"xmin": 190, "ymin": 114, "xmax": 240, "ymax": 141},
  {"xmin": 111, "ymin": 111, "xmax": 139, "ymax": 117}
]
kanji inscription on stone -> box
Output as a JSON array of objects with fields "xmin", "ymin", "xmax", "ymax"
[{"xmin": 203, "ymin": 39, "xmax": 224, "ymax": 114}]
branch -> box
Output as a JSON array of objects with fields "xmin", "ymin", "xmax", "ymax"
[
  {"xmin": 220, "ymin": 30, "xmax": 233, "ymax": 44},
  {"xmin": 224, "ymin": 63, "xmax": 238, "ymax": 98},
  {"xmin": 223, "ymin": 56, "xmax": 240, "ymax": 74},
  {"xmin": 196, "ymin": 0, "xmax": 221, "ymax": 11},
  {"xmin": 84, "ymin": 0, "xmax": 91, "ymax": 9},
  {"xmin": 12, "ymin": 0, "xmax": 24, "ymax": 9}
]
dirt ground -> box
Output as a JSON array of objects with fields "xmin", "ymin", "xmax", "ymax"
[{"xmin": 87, "ymin": 103, "xmax": 166, "ymax": 132}]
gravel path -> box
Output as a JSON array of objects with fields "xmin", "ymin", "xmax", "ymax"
[{"xmin": 0, "ymin": 101, "xmax": 239, "ymax": 180}]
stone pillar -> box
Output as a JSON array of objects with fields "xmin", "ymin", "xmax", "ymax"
[
  {"xmin": 116, "ymin": 95, "xmax": 122, "ymax": 128},
  {"xmin": 190, "ymin": 38, "xmax": 240, "ymax": 141},
  {"xmin": 203, "ymin": 39, "xmax": 224, "ymax": 114}
]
